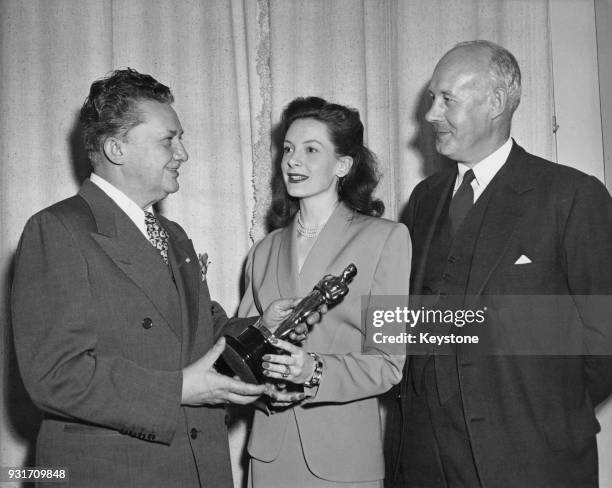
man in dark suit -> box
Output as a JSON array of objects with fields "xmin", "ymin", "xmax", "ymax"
[
  {"xmin": 11, "ymin": 68, "xmax": 310, "ymax": 487},
  {"xmin": 391, "ymin": 41, "xmax": 612, "ymax": 487}
]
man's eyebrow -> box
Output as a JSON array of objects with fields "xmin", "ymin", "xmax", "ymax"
[
  {"xmin": 431, "ymin": 89, "xmax": 455, "ymax": 99},
  {"xmin": 162, "ymin": 128, "xmax": 183, "ymax": 137}
]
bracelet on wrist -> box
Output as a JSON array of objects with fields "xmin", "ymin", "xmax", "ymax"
[{"xmin": 304, "ymin": 352, "xmax": 323, "ymax": 388}]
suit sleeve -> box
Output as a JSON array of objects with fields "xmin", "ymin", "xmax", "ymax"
[
  {"xmin": 402, "ymin": 183, "xmax": 421, "ymax": 233},
  {"xmin": 563, "ymin": 176, "xmax": 612, "ymax": 406},
  {"xmin": 11, "ymin": 212, "xmax": 182, "ymax": 444},
  {"xmin": 306, "ymin": 223, "xmax": 411, "ymax": 404},
  {"xmin": 210, "ymin": 303, "xmax": 257, "ymax": 339}
]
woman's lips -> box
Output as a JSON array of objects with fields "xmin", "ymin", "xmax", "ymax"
[{"xmin": 287, "ymin": 173, "xmax": 308, "ymax": 183}]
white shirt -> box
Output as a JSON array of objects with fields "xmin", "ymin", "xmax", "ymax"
[
  {"xmin": 453, "ymin": 138, "xmax": 513, "ymax": 203},
  {"xmin": 90, "ymin": 173, "xmax": 152, "ymax": 239}
]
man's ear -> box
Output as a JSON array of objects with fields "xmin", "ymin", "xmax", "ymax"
[
  {"xmin": 490, "ymin": 86, "xmax": 507, "ymax": 119},
  {"xmin": 336, "ymin": 156, "xmax": 353, "ymax": 178},
  {"xmin": 102, "ymin": 137, "xmax": 125, "ymax": 165}
]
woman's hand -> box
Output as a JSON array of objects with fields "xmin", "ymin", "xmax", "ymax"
[
  {"xmin": 261, "ymin": 299, "xmax": 327, "ymax": 343},
  {"xmin": 262, "ymin": 337, "xmax": 315, "ymax": 384},
  {"xmin": 263, "ymin": 382, "xmax": 305, "ymax": 409}
]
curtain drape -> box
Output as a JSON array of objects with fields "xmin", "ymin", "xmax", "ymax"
[{"xmin": 1, "ymin": 1, "xmax": 556, "ymax": 486}]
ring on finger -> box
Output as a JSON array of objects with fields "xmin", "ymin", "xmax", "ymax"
[{"xmin": 282, "ymin": 364, "xmax": 290, "ymax": 378}]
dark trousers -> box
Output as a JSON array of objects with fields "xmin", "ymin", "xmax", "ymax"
[{"xmin": 395, "ymin": 358, "xmax": 481, "ymax": 488}]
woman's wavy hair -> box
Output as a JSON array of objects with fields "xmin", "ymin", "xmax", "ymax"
[{"xmin": 267, "ymin": 96, "xmax": 384, "ymax": 230}]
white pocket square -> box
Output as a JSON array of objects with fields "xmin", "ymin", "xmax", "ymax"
[{"xmin": 514, "ymin": 254, "xmax": 532, "ymax": 265}]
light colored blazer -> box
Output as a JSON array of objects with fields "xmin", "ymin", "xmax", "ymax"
[
  {"xmin": 239, "ymin": 202, "xmax": 411, "ymax": 483},
  {"xmin": 11, "ymin": 180, "xmax": 246, "ymax": 487}
]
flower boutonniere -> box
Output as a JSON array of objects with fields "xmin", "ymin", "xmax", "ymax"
[{"xmin": 198, "ymin": 252, "xmax": 211, "ymax": 282}]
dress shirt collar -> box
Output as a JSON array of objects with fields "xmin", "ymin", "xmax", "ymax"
[
  {"xmin": 454, "ymin": 138, "xmax": 512, "ymax": 201},
  {"xmin": 90, "ymin": 173, "xmax": 152, "ymax": 238}
]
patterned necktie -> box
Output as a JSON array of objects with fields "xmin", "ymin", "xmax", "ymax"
[
  {"xmin": 448, "ymin": 169, "xmax": 475, "ymax": 233},
  {"xmin": 144, "ymin": 211, "xmax": 169, "ymax": 264}
]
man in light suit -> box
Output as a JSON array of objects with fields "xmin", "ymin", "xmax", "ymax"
[
  {"xmin": 390, "ymin": 41, "xmax": 612, "ymax": 487},
  {"xmin": 11, "ymin": 68, "xmax": 310, "ymax": 487}
]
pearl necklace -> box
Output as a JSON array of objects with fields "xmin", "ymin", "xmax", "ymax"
[{"xmin": 296, "ymin": 211, "xmax": 324, "ymax": 238}]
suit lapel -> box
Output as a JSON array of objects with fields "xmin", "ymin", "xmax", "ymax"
[
  {"xmin": 413, "ymin": 171, "xmax": 456, "ymax": 295},
  {"xmin": 466, "ymin": 143, "xmax": 535, "ymax": 298},
  {"xmin": 275, "ymin": 203, "xmax": 354, "ymax": 299},
  {"xmin": 276, "ymin": 219, "xmax": 301, "ymax": 299},
  {"xmin": 298, "ymin": 203, "xmax": 353, "ymax": 296},
  {"xmin": 79, "ymin": 181, "xmax": 183, "ymax": 340},
  {"xmin": 166, "ymin": 230, "xmax": 200, "ymax": 363}
]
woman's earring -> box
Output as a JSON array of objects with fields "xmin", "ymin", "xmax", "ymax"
[{"xmin": 338, "ymin": 176, "xmax": 345, "ymax": 193}]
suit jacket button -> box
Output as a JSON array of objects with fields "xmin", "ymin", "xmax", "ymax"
[
  {"xmin": 190, "ymin": 428, "xmax": 198, "ymax": 439},
  {"xmin": 142, "ymin": 318, "xmax": 153, "ymax": 329}
]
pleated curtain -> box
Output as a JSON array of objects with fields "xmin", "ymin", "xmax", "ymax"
[{"xmin": 0, "ymin": 1, "xmax": 554, "ymax": 485}]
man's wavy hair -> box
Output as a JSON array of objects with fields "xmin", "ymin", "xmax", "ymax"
[
  {"xmin": 79, "ymin": 68, "xmax": 173, "ymax": 161},
  {"xmin": 268, "ymin": 96, "xmax": 384, "ymax": 231}
]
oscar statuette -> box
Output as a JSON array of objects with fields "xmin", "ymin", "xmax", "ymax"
[{"xmin": 215, "ymin": 263, "xmax": 357, "ymax": 384}]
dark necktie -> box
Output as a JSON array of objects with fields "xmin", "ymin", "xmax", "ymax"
[
  {"xmin": 448, "ymin": 169, "xmax": 475, "ymax": 233},
  {"xmin": 145, "ymin": 211, "xmax": 169, "ymax": 265},
  {"xmin": 434, "ymin": 169, "xmax": 475, "ymax": 402}
]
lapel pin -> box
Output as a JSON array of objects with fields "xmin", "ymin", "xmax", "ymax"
[{"xmin": 185, "ymin": 257, "xmax": 191, "ymax": 263}]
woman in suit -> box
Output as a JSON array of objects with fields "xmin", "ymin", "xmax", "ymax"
[{"xmin": 238, "ymin": 97, "xmax": 411, "ymax": 487}]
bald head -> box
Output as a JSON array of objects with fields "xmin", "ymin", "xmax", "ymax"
[
  {"xmin": 425, "ymin": 40, "xmax": 521, "ymax": 165},
  {"xmin": 442, "ymin": 41, "xmax": 522, "ymax": 114}
]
